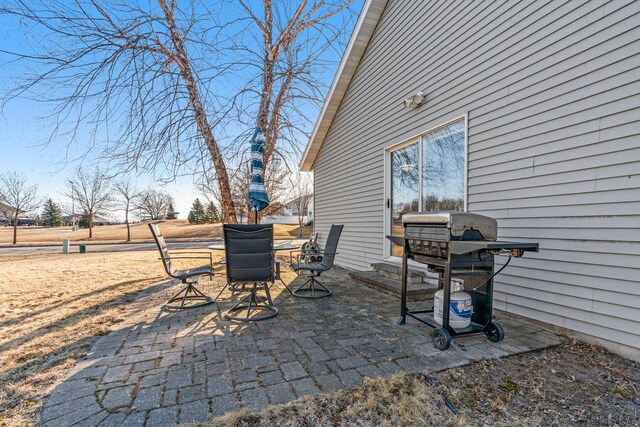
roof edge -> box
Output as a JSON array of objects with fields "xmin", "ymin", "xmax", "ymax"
[{"xmin": 299, "ymin": 0, "xmax": 388, "ymax": 171}]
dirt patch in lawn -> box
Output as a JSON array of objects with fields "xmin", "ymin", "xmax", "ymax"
[
  {"xmin": 0, "ymin": 250, "xmax": 217, "ymax": 426},
  {"xmin": 207, "ymin": 341, "xmax": 639, "ymax": 427},
  {"xmin": 0, "ymin": 220, "xmax": 311, "ymax": 246},
  {"xmin": 438, "ymin": 340, "xmax": 639, "ymax": 426}
]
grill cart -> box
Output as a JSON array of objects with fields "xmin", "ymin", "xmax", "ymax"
[{"xmin": 388, "ymin": 212, "xmax": 539, "ymax": 350}]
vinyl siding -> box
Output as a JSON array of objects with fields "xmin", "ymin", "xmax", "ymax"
[{"xmin": 312, "ymin": 0, "xmax": 640, "ymax": 357}]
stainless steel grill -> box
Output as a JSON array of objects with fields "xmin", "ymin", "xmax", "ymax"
[{"xmin": 388, "ymin": 211, "xmax": 539, "ymax": 350}]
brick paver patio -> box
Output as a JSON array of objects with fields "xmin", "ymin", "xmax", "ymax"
[{"xmin": 41, "ymin": 269, "xmax": 561, "ymax": 426}]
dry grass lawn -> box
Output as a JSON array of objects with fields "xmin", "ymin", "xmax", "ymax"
[
  {"xmin": 207, "ymin": 373, "xmax": 469, "ymax": 427},
  {"xmin": 0, "ymin": 220, "xmax": 311, "ymax": 245},
  {"xmin": 0, "ymin": 250, "xmax": 216, "ymax": 426}
]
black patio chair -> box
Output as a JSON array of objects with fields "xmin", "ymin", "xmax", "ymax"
[
  {"xmin": 223, "ymin": 224, "xmax": 278, "ymax": 321},
  {"xmin": 291, "ymin": 224, "xmax": 343, "ymax": 299},
  {"xmin": 149, "ymin": 223, "xmax": 215, "ymax": 309}
]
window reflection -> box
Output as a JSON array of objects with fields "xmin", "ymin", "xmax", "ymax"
[
  {"xmin": 391, "ymin": 144, "xmax": 419, "ymax": 256},
  {"xmin": 422, "ymin": 120, "xmax": 465, "ymax": 212}
]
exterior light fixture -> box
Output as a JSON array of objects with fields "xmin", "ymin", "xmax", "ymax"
[{"xmin": 402, "ymin": 91, "xmax": 425, "ymax": 108}]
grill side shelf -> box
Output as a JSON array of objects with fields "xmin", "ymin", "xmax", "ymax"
[
  {"xmin": 449, "ymin": 241, "xmax": 539, "ymax": 255},
  {"xmin": 386, "ymin": 235, "xmax": 405, "ymax": 246}
]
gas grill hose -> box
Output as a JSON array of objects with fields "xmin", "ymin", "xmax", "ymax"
[{"xmin": 471, "ymin": 255, "xmax": 512, "ymax": 292}]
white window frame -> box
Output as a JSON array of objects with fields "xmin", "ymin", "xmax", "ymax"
[{"xmin": 382, "ymin": 115, "xmax": 469, "ymax": 261}]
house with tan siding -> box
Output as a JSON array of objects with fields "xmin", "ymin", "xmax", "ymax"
[{"xmin": 300, "ymin": 0, "xmax": 640, "ymax": 360}]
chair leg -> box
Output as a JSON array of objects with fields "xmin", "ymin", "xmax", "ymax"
[
  {"xmin": 268, "ymin": 278, "xmax": 294, "ymax": 295},
  {"xmin": 165, "ymin": 279, "xmax": 213, "ymax": 310},
  {"xmin": 210, "ymin": 282, "xmax": 229, "ymax": 304},
  {"xmin": 278, "ymin": 279, "xmax": 294, "ymax": 295},
  {"xmin": 224, "ymin": 282, "xmax": 278, "ymax": 321},
  {"xmin": 292, "ymin": 274, "xmax": 332, "ymax": 299},
  {"xmin": 264, "ymin": 282, "xmax": 275, "ymax": 305}
]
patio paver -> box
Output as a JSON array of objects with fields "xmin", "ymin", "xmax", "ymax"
[{"xmin": 41, "ymin": 269, "xmax": 562, "ymax": 426}]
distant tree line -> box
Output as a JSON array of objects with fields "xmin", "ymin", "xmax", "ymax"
[{"xmin": 0, "ymin": 168, "xmax": 184, "ymax": 244}]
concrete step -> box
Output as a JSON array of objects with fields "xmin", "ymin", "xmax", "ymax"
[
  {"xmin": 370, "ymin": 262, "xmax": 423, "ymax": 284},
  {"xmin": 349, "ymin": 270, "xmax": 436, "ymax": 301}
]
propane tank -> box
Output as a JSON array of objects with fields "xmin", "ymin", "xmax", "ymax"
[{"xmin": 434, "ymin": 288, "xmax": 473, "ymax": 329}]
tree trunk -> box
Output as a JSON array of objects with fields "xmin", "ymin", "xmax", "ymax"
[
  {"xmin": 125, "ymin": 206, "xmax": 131, "ymax": 242},
  {"xmin": 12, "ymin": 215, "xmax": 18, "ymax": 245},
  {"xmin": 185, "ymin": 77, "xmax": 237, "ymax": 224},
  {"xmin": 88, "ymin": 214, "xmax": 93, "ymax": 239},
  {"xmin": 159, "ymin": 0, "xmax": 238, "ymax": 223}
]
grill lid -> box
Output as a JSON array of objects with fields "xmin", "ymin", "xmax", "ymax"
[{"xmin": 402, "ymin": 211, "xmax": 498, "ymax": 241}]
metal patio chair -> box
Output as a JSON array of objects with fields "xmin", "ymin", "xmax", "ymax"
[
  {"xmin": 291, "ymin": 224, "xmax": 343, "ymax": 299},
  {"xmin": 223, "ymin": 224, "xmax": 278, "ymax": 321},
  {"xmin": 149, "ymin": 223, "xmax": 215, "ymax": 309}
]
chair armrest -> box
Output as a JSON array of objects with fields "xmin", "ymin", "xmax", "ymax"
[
  {"xmin": 298, "ymin": 251, "xmax": 338, "ymax": 256},
  {"xmin": 159, "ymin": 254, "xmax": 213, "ymax": 270}
]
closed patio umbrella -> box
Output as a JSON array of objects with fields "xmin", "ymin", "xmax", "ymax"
[{"xmin": 248, "ymin": 127, "xmax": 269, "ymax": 223}]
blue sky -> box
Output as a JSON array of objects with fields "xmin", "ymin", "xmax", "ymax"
[{"xmin": 0, "ymin": 0, "xmax": 363, "ymax": 219}]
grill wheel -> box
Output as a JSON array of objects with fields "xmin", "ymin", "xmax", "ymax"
[
  {"xmin": 431, "ymin": 327, "xmax": 452, "ymax": 350},
  {"xmin": 484, "ymin": 322, "xmax": 505, "ymax": 342}
]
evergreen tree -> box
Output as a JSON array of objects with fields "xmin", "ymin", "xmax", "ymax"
[
  {"xmin": 187, "ymin": 198, "xmax": 205, "ymax": 224},
  {"xmin": 165, "ymin": 202, "xmax": 178, "ymax": 220},
  {"xmin": 205, "ymin": 201, "xmax": 220, "ymax": 224},
  {"xmin": 41, "ymin": 198, "xmax": 63, "ymax": 227}
]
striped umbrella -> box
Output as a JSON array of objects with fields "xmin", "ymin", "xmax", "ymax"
[{"xmin": 248, "ymin": 127, "xmax": 269, "ymax": 223}]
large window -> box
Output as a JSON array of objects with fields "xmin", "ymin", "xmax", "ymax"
[
  {"xmin": 422, "ymin": 119, "xmax": 466, "ymax": 211},
  {"xmin": 389, "ymin": 118, "xmax": 466, "ymax": 256}
]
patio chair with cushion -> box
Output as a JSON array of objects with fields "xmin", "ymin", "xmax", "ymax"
[
  {"xmin": 223, "ymin": 224, "xmax": 278, "ymax": 321},
  {"xmin": 291, "ymin": 224, "xmax": 343, "ymax": 299},
  {"xmin": 149, "ymin": 223, "xmax": 215, "ymax": 309}
]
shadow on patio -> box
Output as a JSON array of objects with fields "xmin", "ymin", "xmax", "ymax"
[{"xmin": 40, "ymin": 268, "xmax": 561, "ymax": 426}]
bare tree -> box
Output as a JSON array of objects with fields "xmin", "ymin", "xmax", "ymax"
[
  {"xmin": 1, "ymin": 0, "xmax": 355, "ymax": 223},
  {"xmin": 238, "ymin": 0, "xmax": 353, "ymax": 168},
  {"xmin": 136, "ymin": 190, "xmax": 173, "ymax": 221},
  {"xmin": 67, "ymin": 168, "xmax": 114, "ymax": 239},
  {"xmin": 0, "ymin": 172, "xmax": 40, "ymax": 244},
  {"xmin": 288, "ymin": 173, "xmax": 313, "ymax": 236},
  {"xmin": 115, "ymin": 180, "xmax": 141, "ymax": 242},
  {"xmin": 199, "ymin": 155, "xmax": 290, "ymax": 223}
]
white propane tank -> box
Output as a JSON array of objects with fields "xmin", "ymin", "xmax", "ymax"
[{"xmin": 434, "ymin": 289, "xmax": 473, "ymax": 329}]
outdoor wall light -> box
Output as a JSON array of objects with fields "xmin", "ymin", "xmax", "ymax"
[{"xmin": 402, "ymin": 91, "xmax": 425, "ymax": 108}]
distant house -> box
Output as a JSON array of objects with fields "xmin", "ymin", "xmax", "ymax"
[
  {"xmin": 284, "ymin": 196, "xmax": 314, "ymax": 225},
  {"xmin": 63, "ymin": 214, "xmax": 82, "ymax": 226},
  {"xmin": 90, "ymin": 215, "xmax": 112, "ymax": 226},
  {"xmin": 0, "ymin": 216, "xmax": 35, "ymax": 226},
  {"xmin": 0, "ymin": 203, "xmax": 35, "ymax": 226},
  {"xmin": 0, "ymin": 202, "xmax": 12, "ymax": 226},
  {"xmin": 17, "ymin": 218, "xmax": 36, "ymax": 226},
  {"xmin": 63, "ymin": 214, "xmax": 112, "ymax": 226},
  {"xmin": 300, "ymin": 0, "xmax": 640, "ymax": 359}
]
